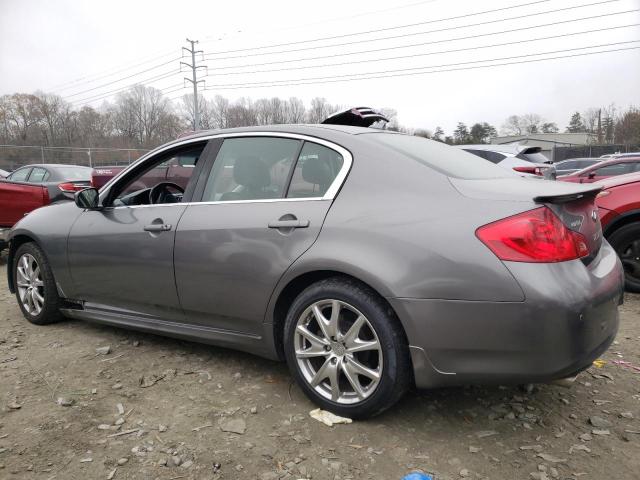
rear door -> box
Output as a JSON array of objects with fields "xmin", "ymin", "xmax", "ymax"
[{"xmin": 174, "ymin": 134, "xmax": 350, "ymax": 335}]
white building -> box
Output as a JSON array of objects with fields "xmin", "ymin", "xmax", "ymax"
[{"xmin": 491, "ymin": 133, "xmax": 596, "ymax": 161}]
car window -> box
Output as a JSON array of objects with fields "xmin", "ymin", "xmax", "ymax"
[
  {"xmin": 201, "ymin": 137, "xmax": 302, "ymax": 202},
  {"xmin": 110, "ymin": 144, "xmax": 205, "ymax": 206},
  {"xmin": 287, "ymin": 142, "xmax": 344, "ymax": 198},
  {"xmin": 591, "ymin": 163, "xmax": 633, "ymax": 176},
  {"xmin": 516, "ymin": 152, "xmax": 549, "ymax": 164},
  {"xmin": 8, "ymin": 167, "xmax": 31, "ymax": 182},
  {"xmin": 29, "ymin": 167, "xmax": 49, "ymax": 183},
  {"xmin": 55, "ymin": 167, "xmax": 91, "ymax": 180},
  {"xmin": 369, "ymin": 134, "xmax": 509, "ymax": 179},
  {"xmin": 559, "ymin": 161, "xmax": 576, "ymax": 169}
]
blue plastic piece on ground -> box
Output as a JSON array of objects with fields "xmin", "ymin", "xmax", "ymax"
[{"xmin": 402, "ymin": 473, "xmax": 434, "ymax": 480}]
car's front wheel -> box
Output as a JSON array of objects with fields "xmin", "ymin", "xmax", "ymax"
[
  {"xmin": 283, "ymin": 277, "xmax": 411, "ymax": 419},
  {"xmin": 608, "ymin": 223, "xmax": 640, "ymax": 293},
  {"xmin": 13, "ymin": 242, "xmax": 64, "ymax": 325}
]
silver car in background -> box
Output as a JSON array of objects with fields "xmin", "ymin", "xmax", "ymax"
[
  {"xmin": 457, "ymin": 144, "xmax": 557, "ymax": 179},
  {"xmin": 6, "ymin": 125, "xmax": 623, "ymax": 418}
]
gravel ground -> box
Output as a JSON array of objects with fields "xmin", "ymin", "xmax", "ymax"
[{"xmin": 0, "ymin": 259, "xmax": 639, "ymax": 480}]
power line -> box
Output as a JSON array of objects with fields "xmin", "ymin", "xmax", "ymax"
[
  {"xmin": 206, "ymin": 23, "xmax": 639, "ymax": 77},
  {"xmin": 202, "ymin": 41, "xmax": 640, "ymax": 90},
  {"xmin": 48, "ymin": 49, "xmax": 181, "ymax": 92},
  {"xmin": 70, "ymin": 72, "xmax": 184, "ymax": 107},
  {"xmin": 206, "ymin": 10, "xmax": 638, "ymax": 72},
  {"xmin": 62, "ymin": 58, "xmax": 181, "ymax": 99},
  {"xmin": 204, "ymin": 0, "xmax": 552, "ymax": 57},
  {"xmin": 204, "ymin": 0, "xmax": 621, "ymax": 60}
]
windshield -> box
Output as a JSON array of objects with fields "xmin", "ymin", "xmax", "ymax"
[
  {"xmin": 55, "ymin": 167, "xmax": 92, "ymax": 180},
  {"xmin": 367, "ymin": 134, "xmax": 512, "ymax": 179}
]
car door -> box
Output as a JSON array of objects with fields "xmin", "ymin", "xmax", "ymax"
[
  {"xmin": 174, "ymin": 134, "xmax": 351, "ymax": 336},
  {"xmin": 67, "ymin": 140, "xmax": 213, "ymax": 320}
]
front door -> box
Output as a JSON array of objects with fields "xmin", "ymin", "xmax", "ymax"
[
  {"xmin": 67, "ymin": 142, "xmax": 210, "ymax": 320},
  {"xmin": 174, "ymin": 135, "xmax": 349, "ymax": 335}
]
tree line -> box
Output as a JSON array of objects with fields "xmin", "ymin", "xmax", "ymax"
[{"xmin": 1, "ymin": 85, "xmax": 638, "ymax": 152}]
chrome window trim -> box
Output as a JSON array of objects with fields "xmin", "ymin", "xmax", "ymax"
[{"xmin": 99, "ymin": 131, "xmax": 353, "ymax": 206}]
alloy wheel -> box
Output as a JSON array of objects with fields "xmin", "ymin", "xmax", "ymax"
[
  {"xmin": 16, "ymin": 253, "xmax": 45, "ymax": 316},
  {"xmin": 294, "ymin": 299, "xmax": 383, "ymax": 404}
]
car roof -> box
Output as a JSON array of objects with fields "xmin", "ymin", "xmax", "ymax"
[
  {"xmin": 12, "ymin": 164, "xmax": 92, "ymax": 170},
  {"xmin": 596, "ymin": 171, "xmax": 640, "ymax": 189},
  {"xmin": 556, "ymin": 158, "xmax": 600, "ymax": 163},
  {"xmin": 566, "ymin": 156, "xmax": 640, "ymax": 175}
]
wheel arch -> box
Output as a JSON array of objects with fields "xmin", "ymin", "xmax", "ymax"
[
  {"xmin": 269, "ymin": 269, "xmax": 408, "ymax": 362},
  {"xmin": 604, "ymin": 210, "xmax": 640, "ymax": 237},
  {"xmin": 7, "ymin": 233, "xmax": 39, "ymax": 294}
]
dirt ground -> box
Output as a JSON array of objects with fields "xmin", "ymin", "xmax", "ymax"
[{"xmin": 0, "ymin": 259, "xmax": 639, "ymax": 480}]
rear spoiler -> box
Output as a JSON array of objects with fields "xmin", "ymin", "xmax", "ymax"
[
  {"xmin": 321, "ymin": 107, "xmax": 389, "ymax": 128},
  {"xmin": 534, "ymin": 185, "xmax": 601, "ymax": 204},
  {"xmin": 520, "ymin": 146, "xmax": 542, "ymax": 154}
]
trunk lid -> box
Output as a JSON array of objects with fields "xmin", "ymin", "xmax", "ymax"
[{"xmin": 451, "ymin": 177, "xmax": 603, "ymax": 262}]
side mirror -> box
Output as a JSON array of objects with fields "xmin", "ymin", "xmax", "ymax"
[
  {"xmin": 74, "ymin": 188, "xmax": 100, "ymax": 209},
  {"xmin": 588, "ymin": 172, "xmax": 597, "ymax": 179}
]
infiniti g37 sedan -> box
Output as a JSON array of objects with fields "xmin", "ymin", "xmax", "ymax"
[{"xmin": 6, "ymin": 125, "xmax": 623, "ymax": 418}]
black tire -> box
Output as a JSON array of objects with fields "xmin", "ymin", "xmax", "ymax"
[
  {"xmin": 13, "ymin": 242, "xmax": 65, "ymax": 325},
  {"xmin": 608, "ymin": 223, "xmax": 640, "ymax": 293},
  {"xmin": 283, "ymin": 277, "xmax": 412, "ymax": 419}
]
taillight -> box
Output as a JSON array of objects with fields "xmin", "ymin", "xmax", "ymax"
[
  {"xmin": 513, "ymin": 166, "xmax": 543, "ymax": 176},
  {"xmin": 476, "ymin": 207, "xmax": 589, "ymax": 262},
  {"xmin": 58, "ymin": 182, "xmax": 85, "ymax": 193}
]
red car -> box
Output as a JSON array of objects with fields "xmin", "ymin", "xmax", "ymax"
[
  {"xmin": 559, "ymin": 156, "xmax": 640, "ymax": 183},
  {"xmin": 596, "ymin": 171, "xmax": 640, "ymax": 292}
]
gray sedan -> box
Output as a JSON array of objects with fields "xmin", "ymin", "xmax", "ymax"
[{"xmin": 6, "ymin": 125, "xmax": 623, "ymax": 418}]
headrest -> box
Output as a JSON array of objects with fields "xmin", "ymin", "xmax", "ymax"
[
  {"xmin": 233, "ymin": 156, "xmax": 270, "ymax": 189},
  {"xmin": 302, "ymin": 155, "xmax": 333, "ymax": 187}
]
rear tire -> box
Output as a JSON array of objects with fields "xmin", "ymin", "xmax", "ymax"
[
  {"xmin": 608, "ymin": 223, "xmax": 640, "ymax": 293},
  {"xmin": 283, "ymin": 277, "xmax": 411, "ymax": 419},
  {"xmin": 13, "ymin": 242, "xmax": 65, "ymax": 325}
]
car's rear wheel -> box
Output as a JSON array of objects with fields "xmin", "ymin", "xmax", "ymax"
[
  {"xmin": 283, "ymin": 277, "xmax": 411, "ymax": 419},
  {"xmin": 13, "ymin": 242, "xmax": 64, "ymax": 325},
  {"xmin": 608, "ymin": 223, "xmax": 640, "ymax": 293}
]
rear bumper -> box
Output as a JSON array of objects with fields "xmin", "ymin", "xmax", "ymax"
[{"xmin": 390, "ymin": 242, "xmax": 624, "ymax": 389}]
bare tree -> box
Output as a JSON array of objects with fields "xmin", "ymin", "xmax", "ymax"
[
  {"xmin": 520, "ymin": 113, "xmax": 542, "ymax": 134},
  {"xmin": 501, "ymin": 115, "xmax": 522, "ymax": 135}
]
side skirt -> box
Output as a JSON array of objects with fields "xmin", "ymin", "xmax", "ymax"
[{"xmin": 60, "ymin": 303, "xmax": 279, "ymax": 360}]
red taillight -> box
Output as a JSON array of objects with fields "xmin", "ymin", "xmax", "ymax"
[
  {"xmin": 513, "ymin": 166, "xmax": 543, "ymax": 176},
  {"xmin": 476, "ymin": 207, "xmax": 589, "ymax": 262},
  {"xmin": 58, "ymin": 182, "xmax": 85, "ymax": 193}
]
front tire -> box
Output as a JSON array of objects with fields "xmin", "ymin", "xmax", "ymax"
[
  {"xmin": 608, "ymin": 223, "xmax": 640, "ymax": 293},
  {"xmin": 13, "ymin": 242, "xmax": 64, "ymax": 325},
  {"xmin": 283, "ymin": 277, "xmax": 411, "ymax": 419}
]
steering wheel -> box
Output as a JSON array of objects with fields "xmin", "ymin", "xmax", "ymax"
[{"xmin": 149, "ymin": 182, "xmax": 185, "ymax": 204}]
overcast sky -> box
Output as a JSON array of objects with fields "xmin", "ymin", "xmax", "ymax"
[{"xmin": 1, "ymin": 0, "xmax": 639, "ymax": 133}]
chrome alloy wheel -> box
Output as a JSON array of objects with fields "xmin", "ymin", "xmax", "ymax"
[
  {"xmin": 16, "ymin": 253, "xmax": 45, "ymax": 316},
  {"xmin": 294, "ymin": 299, "xmax": 383, "ymax": 404}
]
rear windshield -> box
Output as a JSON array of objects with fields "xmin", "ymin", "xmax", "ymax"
[
  {"xmin": 55, "ymin": 167, "xmax": 92, "ymax": 180},
  {"xmin": 367, "ymin": 134, "xmax": 511, "ymax": 179},
  {"xmin": 517, "ymin": 152, "xmax": 550, "ymax": 164}
]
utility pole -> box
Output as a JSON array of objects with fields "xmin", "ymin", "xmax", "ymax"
[{"xmin": 181, "ymin": 39, "xmax": 207, "ymax": 131}]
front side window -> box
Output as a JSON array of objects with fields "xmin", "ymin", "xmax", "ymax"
[
  {"xmin": 110, "ymin": 144, "xmax": 205, "ymax": 206},
  {"xmin": 591, "ymin": 163, "xmax": 632, "ymax": 176},
  {"xmin": 9, "ymin": 168, "xmax": 31, "ymax": 182},
  {"xmin": 287, "ymin": 142, "xmax": 344, "ymax": 198},
  {"xmin": 29, "ymin": 167, "xmax": 49, "ymax": 183},
  {"xmin": 202, "ymin": 137, "xmax": 301, "ymax": 202}
]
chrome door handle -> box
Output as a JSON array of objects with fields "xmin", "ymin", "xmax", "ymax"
[
  {"xmin": 268, "ymin": 219, "xmax": 310, "ymax": 229},
  {"xmin": 144, "ymin": 223, "xmax": 172, "ymax": 232}
]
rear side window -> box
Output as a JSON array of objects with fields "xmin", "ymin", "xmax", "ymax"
[
  {"xmin": 464, "ymin": 149, "xmax": 506, "ymax": 164},
  {"xmin": 287, "ymin": 142, "xmax": 344, "ymax": 198},
  {"xmin": 369, "ymin": 134, "xmax": 509, "ymax": 179},
  {"xmin": 517, "ymin": 152, "xmax": 549, "ymax": 164},
  {"xmin": 202, "ymin": 137, "xmax": 302, "ymax": 202},
  {"xmin": 29, "ymin": 167, "xmax": 49, "ymax": 183}
]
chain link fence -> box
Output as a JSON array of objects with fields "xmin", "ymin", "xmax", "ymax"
[
  {"xmin": 0, "ymin": 145, "xmax": 150, "ymax": 172},
  {"xmin": 552, "ymin": 144, "xmax": 640, "ymax": 162}
]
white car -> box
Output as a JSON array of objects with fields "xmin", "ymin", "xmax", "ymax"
[
  {"xmin": 456, "ymin": 144, "xmax": 556, "ymax": 180},
  {"xmin": 0, "ymin": 168, "xmax": 9, "ymax": 178}
]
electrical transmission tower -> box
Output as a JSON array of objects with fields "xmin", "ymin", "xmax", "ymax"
[{"xmin": 181, "ymin": 38, "xmax": 207, "ymax": 131}]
